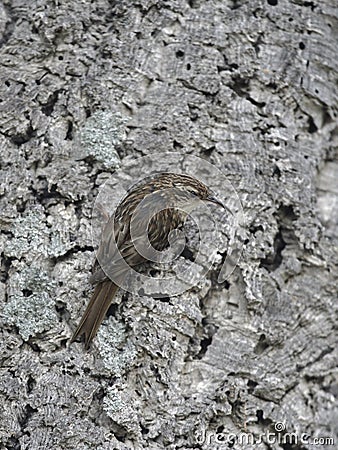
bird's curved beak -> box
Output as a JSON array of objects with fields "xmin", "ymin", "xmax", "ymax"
[{"xmin": 207, "ymin": 195, "xmax": 233, "ymax": 216}]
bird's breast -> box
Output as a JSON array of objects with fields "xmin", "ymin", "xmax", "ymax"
[{"xmin": 147, "ymin": 208, "xmax": 186, "ymax": 251}]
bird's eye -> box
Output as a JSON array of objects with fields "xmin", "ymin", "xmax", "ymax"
[{"xmin": 188, "ymin": 189, "xmax": 197, "ymax": 196}]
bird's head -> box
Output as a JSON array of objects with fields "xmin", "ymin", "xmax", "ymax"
[{"xmin": 152, "ymin": 173, "xmax": 230, "ymax": 213}]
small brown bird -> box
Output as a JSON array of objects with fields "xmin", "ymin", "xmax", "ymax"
[{"xmin": 71, "ymin": 173, "xmax": 227, "ymax": 348}]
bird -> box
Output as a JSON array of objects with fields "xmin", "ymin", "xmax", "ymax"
[{"xmin": 70, "ymin": 173, "xmax": 228, "ymax": 349}]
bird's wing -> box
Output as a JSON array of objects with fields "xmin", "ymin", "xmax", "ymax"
[
  {"xmin": 90, "ymin": 191, "xmax": 167, "ymax": 284},
  {"xmin": 90, "ymin": 215, "xmax": 130, "ymax": 284}
]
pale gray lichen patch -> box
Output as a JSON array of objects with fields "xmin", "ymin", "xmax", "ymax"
[
  {"xmin": 4, "ymin": 266, "xmax": 57, "ymax": 341},
  {"xmin": 75, "ymin": 110, "xmax": 126, "ymax": 169},
  {"xmin": 97, "ymin": 318, "xmax": 137, "ymax": 377},
  {"xmin": 103, "ymin": 384, "xmax": 140, "ymax": 435},
  {"xmin": 5, "ymin": 206, "xmax": 50, "ymax": 260},
  {"xmin": 5, "ymin": 204, "xmax": 78, "ymax": 260}
]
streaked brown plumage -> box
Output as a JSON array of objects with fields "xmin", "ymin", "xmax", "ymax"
[{"xmin": 71, "ymin": 173, "xmax": 226, "ymax": 349}]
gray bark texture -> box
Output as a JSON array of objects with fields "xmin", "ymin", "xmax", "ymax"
[{"xmin": 0, "ymin": 0, "xmax": 337, "ymax": 449}]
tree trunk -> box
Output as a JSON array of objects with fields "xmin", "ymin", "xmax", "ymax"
[{"xmin": 0, "ymin": 1, "xmax": 337, "ymax": 449}]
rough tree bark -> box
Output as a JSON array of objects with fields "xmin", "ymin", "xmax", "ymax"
[{"xmin": 0, "ymin": 1, "xmax": 337, "ymax": 449}]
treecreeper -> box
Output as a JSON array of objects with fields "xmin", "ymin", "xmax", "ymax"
[{"xmin": 71, "ymin": 173, "xmax": 228, "ymax": 349}]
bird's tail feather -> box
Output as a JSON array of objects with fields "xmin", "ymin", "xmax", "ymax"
[{"xmin": 70, "ymin": 281, "xmax": 119, "ymax": 349}]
